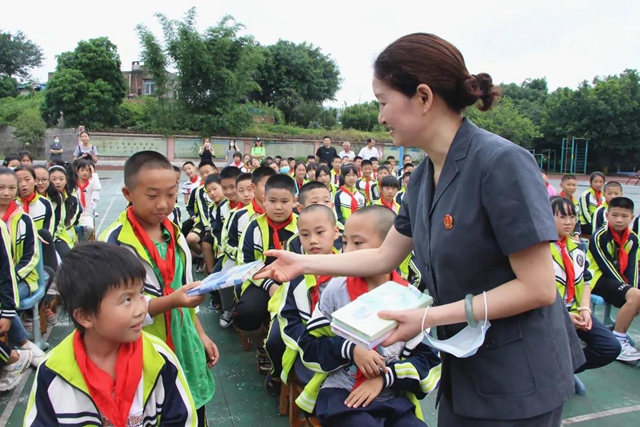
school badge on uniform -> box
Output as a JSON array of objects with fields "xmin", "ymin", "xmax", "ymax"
[
  {"xmin": 576, "ymin": 254, "xmax": 584, "ymax": 268},
  {"xmin": 444, "ymin": 214, "xmax": 454, "ymax": 230}
]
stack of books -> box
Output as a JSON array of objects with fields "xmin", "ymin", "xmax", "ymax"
[
  {"xmin": 186, "ymin": 260, "xmax": 265, "ymax": 296},
  {"xmin": 331, "ymin": 282, "xmax": 432, "ymax": 349}
]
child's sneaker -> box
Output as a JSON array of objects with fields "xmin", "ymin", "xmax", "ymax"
[
  {"xmin": 0, "ymin": 349, "xmax": 33, "ymax": 391},
  {"xmin": 219, "ymin": 311, "xmax": 233, "ymax": 329},
  {"xmin": 265, "ymin": 373, "xmax": 281, "ymax": 396},
  {"xmin": 617, "ymin": 340, "xmax": 640, "ymax": 362},
  {"xmin": 20, "ymin": 341, "xmax": 46, "ymax": 368},
  {"xmin": 257, "ymin": 347, "xmax": 271, "ymax": 373},
  {"xmin": 45, "ymin": 308, "xmax": 58, "ymax": 326}
]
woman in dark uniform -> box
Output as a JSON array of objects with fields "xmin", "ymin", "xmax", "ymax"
[{"xmin": 257, "ymin": 33, "xmax": 581, "ymax": 426}]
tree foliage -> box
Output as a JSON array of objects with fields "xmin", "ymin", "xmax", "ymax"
[
  {"xmin": 0, "ymin": 30, "xmax": 44, "ymax": 80},
  {"xmin": 41, "ymin": 37, "xmax": 127, "ymax": 128},
  {"xmin": 340, "ymin": 101, "xmax": 381, "ymax": 132}
]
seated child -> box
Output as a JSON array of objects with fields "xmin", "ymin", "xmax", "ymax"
[
  {"xmin": 169, "ymin": 166, "xmax": 183, "ymax": 226},
  {"xmin": 0, "ymin": 168, "xmax": 46, "ymax": 367},
  {"xmin": 559, "ymin": 174, "xmax": 581, "ymax": 239},
  {"xmin": 286, "ymin": 181, "xmax": 343, "ymax": 254},
  {"xmin": 234, "ymin": 174, "xmax": 298, "ymax": 372},
  {"xmin": 181, "ymin": 161, "xmax": 200, "ymax": 205},
  {"xmin": 375, "ymin": 176, "xmax": 401, "ymax": 213},
  {"xmin": 549, "ymin": 196, "xmax": 620, "ymax": 372},
  {"xmin": 24, "ymin": 242, "xmax": 197, "ymax": 425},
  {"xmin": 354, "ymin": 156, "xmax": 363, "ymax": 177},
  {"xmin": 100, "ymin": 151, "xmax": 218, "ymax": 424},
  {"xmin": 376, "ymin": 165, "xmax": 391, "ymax": 188},
  {"xmin": 298, "ymin": 206, "xmax": 441, "ymax": 424},
  {"xmin": 293, "ymin": 162, "xmax": 309, "ymax": 196},
  {"xmin": 14, "ymin": 166, "xmax": 55, "ymax": 236},
  {"xmin": 315, "ymin": 164, "xmax": 337, "ymax": 199},
  {"xmin": 396, "ymin": 172, "xmax": 412, "ymax": 205},
  {"xmin": 593, "ymin": 181, "xmax": 623, "ymax": 232},
  {"xmin": 200, "ymin": 174, "xmax": 225, "ymax": 276},
  {"xmin": 356, "ymin": 160, "xmax": 378, "ymax": 204},
  {"xmin": 72, "ymin": 159, "xmax": 97, "ymax": 241},
  {"xmin": 48, "ymin": 165, "xmax": 82, "ymax": 257},
  {"xmin": 185, "ymin": 161, "xmax": 217, "ymax": 257},
  {"xmin": 370, "ymin": 157, "xmax": 379, "ymax": 179},
  {"xmin": 277, "ymin": 205, "xmax": 341, "ymax": 386},
  {"xmin": 588, "ymin": 196, "xmax": 640, "ymax": 362},
  {"xmin": 579, "ymin": 171, "xmax": 605, "ymax": 238},
  {"xmin": 218, "ymin": 167, "xmax": 275, "ymax": 328},
  {"xmin": 541, "ymin": 169, "xmax": 557, "ymax": 197},
  {"xmin": 334, "ymin": 164, "xmax": 366, "ymax": 225},
  {"xmin": 330, "ymin": 156, "xmax": 342, "ymax": 186}
]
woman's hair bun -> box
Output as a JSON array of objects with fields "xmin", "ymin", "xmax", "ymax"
[{"xmin": 462, "ymin": 73, "xmax": 500, "ymax": 111}]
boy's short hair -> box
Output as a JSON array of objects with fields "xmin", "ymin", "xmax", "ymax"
[
  {"xmin": 351, "ymin": 205, "xmax": 395, "ymax": 241},
  {"xmin": 265, "ymin": 174, "xmax": 296, "ymax": 197},
  {"xmin": 198, "ymin": 160, "xmax": 215, "ymax": 170},
  {"xmin": 236, "ymin": 172, "xmax": 252, "ymax": 185},
  {"xmin": 205, "ymin": 174, "xmax": 221, "ymax": 187},
  {"xmin": 306, "ymin": 155, "xmax": 316, "ymax": 161},
  {"xmin": 377, "ymin": 165, "xmax": 390, "ymax": 174},
  {"xmin": 361, "ymin": 159, "xmax": 373, "ymax": 168},
  {"xmin": 354, "ymin": 156, "xmax": 363, "ymax": 162},
  {"xmin": 540, "ymin": 169, "xmax": 547, "ymax": 175},
  {"xmin": 124, "ymin": 151, "xmax": 173, "ymax": 188},
  {"xmin": 403, "ymin": 163, "xmax": 414, "ymax": 171},
  {"xmin": 370, "ymin": 157, "xmax": 378, "ymax": 163},
  {"xmin": 233, "ymin": 151, "xmax": 242, "ymax": 159},
  {"xmin": 604, "ymin": 181, "xmax": 623, "ymax": 192},
  {"xmin": 220, "ymin": 166, "xmax": 242, "ymax": 181},
  {"xmin": 287, "ymin": 157, "xmax": 295, "ymax": 162},
  {"xmin": 386, "ymin": 156, "xmax": 395, "ymax": 161},
  {"xmin": 402, "ymin": 172, "xmax": 412, "ymax": 181},
  {"xmin": 182, "ymin": 161, "xmax": 195, "ymax": 168},
  {"xmin": 609, "ymin": 197, "xmax": 634, "ymax": 212},
  {"xmin": 274, "ymin": 155, "xmax": 282, "ymax": 161},
  {"xmin": 332, "ymin": 155, "xmax": 341, "ymax": 162},
  {"xmin": 18, "ymin": 151, "xmax": 33, "ymax": 161},
  {"xmin": 299, "ymin": 203, "xmax": 335, "ymax": 225},
  {"xmin": 172, "ymin": 165, "xmax": 180, "ymax": 173},
  {"xmin": 380, "ymin": 176, "xmax": 400, "ymax": 189},
  {"xmin": 298, "ymin": 181, "xmax": 330, "ymax": 205},
  {"xmin": 561, "ymin": 174, "xmax": 577, "ymax": 182},
  {"xmin": 56, "ymin": 242, "xmax": 147, "ymax": 333},
  {"xmin": 252, "ymin": 166, "xmax": 277, "ymax": 184}
]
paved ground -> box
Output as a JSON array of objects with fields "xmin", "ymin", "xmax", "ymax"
[{"xmin": 2, "ymin": 170, "xmax": 640, "ymax": 426}]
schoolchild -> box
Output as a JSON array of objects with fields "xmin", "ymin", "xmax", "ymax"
[
  {"xmin": 181, "ymin": 161, "xmax": 201, "ymax": 205},
  {"xmin": 579, "ymin": 171, "xmax": 606, "ymax": 237},
  {"xmin": 593, "ymin": 181, "xmax": 623, "ymax": 232},
  {"xmin": 356, "ymin": 160, "xmax": 378, "ymax": 204},
  {"xmin": 374, "ymin": 176, "xmax": 401, "ymax": 213},
  {"xmin": 334, "ymin": 164, "xmax": 366, "ymax": 225}
]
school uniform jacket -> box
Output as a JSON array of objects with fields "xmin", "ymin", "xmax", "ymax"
[
  {"xmin": 76, "ymin": 179, "xmax": 98, "ymax": 215},
  {"xmin": 395, "ymin": 189, "xmax": 405, "ymax": 205},
  {"xmin": 56, "ymin": 190, "xmax": 82, "ymax": 248},
  {"xmin": 356, "ymin": 177, "xmax": 378, "ymax": 204},
  {"xmin": 592, "ymin": 203, "xmax": 608, "ymax": 232},
  {"xmin": 221, "ymin": 203, "xmax": 260, "ymax": 265},
  {"xmin": 373, "ymin": 198, "xmax": 401, "ymax": 214},
  {"xmin": 0, "ymin": 221, "xmax": 18, "ymax": 319},
  {"xmin": 333, "ymin": 187, "xmax": 366, "ymax": 225},
  {"xmin": 187, "ymin": 186, "xmax": 212, "ymax": 229},
  {"xmin": 551, "ymin": 239, "xmax": 591, "ymax": 313},
  {"xmin": 4, "ymin": 208, "xmax": 40, "ymax": 292},
  {"xmin": 587, "ymin": 226, "xmax": 639, "ymax": 287},
  {"xmin": 294, "ymin": 179, "xmax": 309, "ymax": 197},
  {"xmin": 330, "ymin": 170, "xmax": 340, "ymax": 187},
  {"xmin": 211, "ymin": 199, "xmax": 232, "ymax": 251},
  {"xmin": 24, "ymin": 331, "xmax": 197, "ymax": 427},
  {"xmin": 579, "ymin": 188, "xmax": 605, "ymax": 230},
  {"xmin": 16, "ymin": 193, "xmax": 55, "ymax": 235},
  {"xmin": 296, "ymin": 278, "xmax": 441, "ymax": 414}
]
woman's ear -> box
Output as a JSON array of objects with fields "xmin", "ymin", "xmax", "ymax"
[{"xmin": 416, "ymin": 84, "xmax": 434, "ymax": 113}]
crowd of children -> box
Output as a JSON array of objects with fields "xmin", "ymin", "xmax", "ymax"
[{"xmin": 1, "ymin": 143, "xmax": 638, "ymax": 426}]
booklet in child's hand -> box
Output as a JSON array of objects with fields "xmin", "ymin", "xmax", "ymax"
[
  {"xmin": 330, "ymin": 281, "xmax": 432, "ymax": 347},
  {"xmin": 186, "ymin": 260, "xmax": 266, "ymax": 296}
]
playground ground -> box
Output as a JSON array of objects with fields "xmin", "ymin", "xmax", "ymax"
[{"xmin": 1, "ymin": 171, "xmax": 640, "ymax": 426}]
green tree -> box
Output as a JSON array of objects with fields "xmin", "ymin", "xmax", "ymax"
[
  {"xmin": 135, "ymin": 24, "xmax": 169, "ymax": 99},
  {"xmin": 341, "ymin": 101, "xmax": 380, "ymax": 131},
  {"xmin": 12, "ymin": 108, "xmax": 46, "ymax": 150},
  {"xmin": 465, "ymin": 97, "xmax": 542, "ymax": 148},
  {"xmin": 0, "ymin": 75, "xmax": 17, "ymax": 99},
  {"xmin": 501, "ymin": 78, "xmax": 549, "ymax": 126},
  {"xmin": 41, "ymin": 37, "xmax": 127, "ymax": 128},
  {"xmin": 0, "ymin": 30, "xmax": 44, "ymax": 80}
]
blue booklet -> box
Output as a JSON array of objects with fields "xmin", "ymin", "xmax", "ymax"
[{"xmin": 186, "ymin": 260, "xmax": 266, "ymax": 296}]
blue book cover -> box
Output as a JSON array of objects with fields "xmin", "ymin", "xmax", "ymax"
[{"xmin": 186, "ymin": 260, "xmax": 265, "ymax": 296}]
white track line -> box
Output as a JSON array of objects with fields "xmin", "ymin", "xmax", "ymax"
[
  {"xmin": 96, "ymin": 174, "xmax": 124, "ymax": 233},
  {"xmin": 562, "ymin": 404, "xmax": 640, "ymax": 425}
]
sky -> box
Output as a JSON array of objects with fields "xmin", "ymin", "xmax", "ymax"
[{"xmin": 3, "ymin": 0, "xmax": 640, "ymax": 107}]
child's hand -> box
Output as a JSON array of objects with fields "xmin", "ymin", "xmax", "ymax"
[
  {"xmin": 199, "ymin": 332, "xmax": 220, "ymax": 368},
  {"xmin": 268, "ymin": 283, "xmax": 280, "ymax": 297},
  {"xmin": 353, "ymin": 346, "xmax": 386, "ymax": 378},
  {"xmin": 345, "ymin": 376, "xmax": 384, "ymax": 408},
  {"xmin": 172, "ymin": 282, "xmax": 206, "ymax": 308},
  {"xmin": 0, "ymin": 318, "xmax": 10, "ymax": 334},
  {"xmin": 569, "ymin": 312, "xmax": 587, "ymax": 330},
  {"xmin": 579, "ymin": 310, "xmax": 593, "ymax": 331}
]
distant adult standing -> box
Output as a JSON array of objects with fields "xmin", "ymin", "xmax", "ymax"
[
  {"xmin": 251, "ymin": 137, "xmax": 266, "ymax": 160},
  {"xmin": 315, "ymin": 136, "xmax": 338, "ymax": 166},
  {"xmin": 225, "ymin": 140, "xmax": 238, "ymax": 166},
  {"xmin": 338, "ymin": 141, "xmax": 356, "ymax": 160},
  {"xmin": 199, "ymin": 138, "xmax": 215, "ymax": 163},
  {"xmin": 49, "ymin": 135, "xmax": 63, "ymax": 162},
  {"xmin": 358, "ymin": 138, "xmax": 380, "ymax": 160},
  {"xmin": 73, "ymin": 131, "xmax": 98, "ymax": 163}
]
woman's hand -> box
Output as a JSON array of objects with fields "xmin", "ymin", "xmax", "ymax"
[
  {"xmin": 253, "ymin": 250, "xmax": 304, "ymax": 282},
  {"xmin": 378, "ymin": 308, "xmax": 428, "ymax": 346}
]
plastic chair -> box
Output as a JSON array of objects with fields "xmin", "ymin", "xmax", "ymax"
[
  {"xmin": 18, "ymin": 242, "xmax": 52, "ymax": 351},
  {"xmin": 574, "ymin": 375, "xmax": 586, "ymax": 395},
  {"xmin": 590, "ymin": 294, "xmax": 616, "ymax": 327}
]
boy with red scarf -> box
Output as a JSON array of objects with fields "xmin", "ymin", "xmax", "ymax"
[
  {"xmin": 588, "ymin": 196, "xmax": 640, "ymax": 362},
  {"xmin": 25, "ymin": 242, "xmax": 197, "ymax": 426},
  {"xmin": 296, "ymin": 206, "xmax": 441, "ymax": 423},
  {"xmin": 99, "ymin": 152, "xmax": 218, "ymax": 426},
  {"xmin": 234, "ymin": 174, "xmax": 298, "ymax": 372}
]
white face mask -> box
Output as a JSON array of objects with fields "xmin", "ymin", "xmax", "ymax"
[
  {"xmin": 54, "ymin": 138, "xmax": 60, "ymax": 143},
  {"xmin": 421, "ymin": 292, "xmax": 491, "ymax": 358}
]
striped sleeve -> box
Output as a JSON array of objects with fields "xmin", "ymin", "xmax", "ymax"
[
  {"xmin": 15, "ymin": 216, "xmax": 40, "ymax": 282},
  {"xmin": 0, "ymin": 223, "xmax": 17, "ymax": 318},
  {"xmin": 221, "ymin": 210, "xmax": 240, "ymax": 260},
  {"xmin": 278, "ymin": 277, "xmax": 307, "ymax": 354},
  {"xmin": 23, "ymin": 364, "xmax": 60, "ymax": 426},
  {"xmin": 579, "ymin": 192, "xmax": 592, "ymax": 225},
  {"xmin": 625, "ymin": 234, "xmax": 639, "ymax": 288},
  {"xmin": 383, "ymin": 335, "xmax": 441, "ymax": 399},
  {"xmin": 589, "ymin": 229, "xmax": 626, "ymax": 284},
  {"xmin": 41, "ymin": 198, "xmax": 54, "ymax": 235}
]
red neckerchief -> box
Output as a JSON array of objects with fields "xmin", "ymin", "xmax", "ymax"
[
  {"xmin": 232, "ymin": 161, "xmax": 243, "ymax": 168},
  {"xmin": 380, "ymin": 197, "xmax": 396, "ymax": 212},
  {"xmin": 125, "ymin": 207, "xmax": 179, "ymax": 350},
  {"xmin": 593, "ymin": 189, "xmax": 603, "ymax": 207},
  {"xmin": 229, "ymin": 201, "xmax": 239, "ymax": 209},
  {"xmin": 189, "ymin": 175, "xmax": 199, "ymax": 184},
  {"xmin": 309, "ymin": 275, "xmax": 333, "ymax": 312},
  {"xmin": 1, "ymin": 201, "xmax": 20, "ymax": 224},
  {"xmin": 266, "ymin": 214, "xmax": 293, "ymax": 250},
  {"xmin": 296, "ymin": 180, "xmax": 305, "ymax": 191},
  {"xmin": 77, "ymin": 179, "xmax": 89, "ymax": 208},
  {"xmin": 349, "ymin": 271, "xmax": 407, "ymax": 390},
  {"xmin": 333, "ymin": 171, "xmax": 340, "ymax": 185},
  {"xmin": 235, "ymin": 202, "xmax": 244, "ymax": 210},
  {"xmin": 339, "ymin": 186, "xmax": 359, "ymax": 213},
  {"xmin": 19, "ymin": 192, "xmax": 37, "ymax": 214},
  {"xmin": 357, "ymin": 169, "xmax": 362, "ymax": 178},
  {"xmin": 73, "ymin": 331, "xmax": 142, "ymax": 427},
  {"xmin": 363, "ymin": 178, "xmax": 372, "ymax": 203},
  {"xmin": 610, "ymin": 224, "xmax": 631, "ymax": 283},
  {"xmin": 556, "ymin": 237, "xmax": 575, "ymax": 304},
  {"xmin": 558, "ymin": 191, "xmax": 575, "ymax": 203},
  {"xmin": 252, "ymin": 199, "xmax": 265, "ymax": 215}
]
